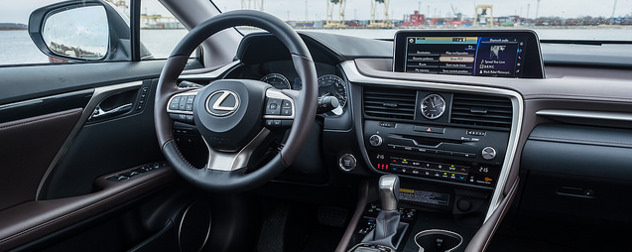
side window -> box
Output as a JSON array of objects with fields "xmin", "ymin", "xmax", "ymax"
[
  {"xmin": 140, "ymin": 0, "xmax": 192, "ymax": 59},
  {"xmin": 0, "ymin": 0, "xmax": 130, "ymax": 67}
]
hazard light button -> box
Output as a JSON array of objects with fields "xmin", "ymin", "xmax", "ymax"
[{"xmin": 413, "ymin": 125, "xmax": 445, "ymax": 134}]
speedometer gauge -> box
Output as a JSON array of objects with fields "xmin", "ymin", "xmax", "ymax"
[
  {"xmin": 317, "ymin": 74, "xmax": 347, "ymax": 108},
  {"xmin": 260, "ymin": 73, "xmax": 291, "ymax": 89}
]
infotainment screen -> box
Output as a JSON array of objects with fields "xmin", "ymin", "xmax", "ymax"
[{"xmin": 394, "ymin": 30, "xmax": 544, "ymax": 78}]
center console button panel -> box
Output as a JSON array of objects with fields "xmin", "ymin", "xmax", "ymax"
[{"xmin": 364, "ymin": 120, "xmax": 509, "ymax": 188}]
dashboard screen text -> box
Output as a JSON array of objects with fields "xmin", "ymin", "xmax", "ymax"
[{"xmin": 403, "ymin": 36, "xmax": 526, "ymax": 77}]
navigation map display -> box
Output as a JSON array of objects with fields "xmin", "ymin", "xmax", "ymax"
[{"xmin": 394, "ymin": 31, "xmax": 544, "ymax": 78}]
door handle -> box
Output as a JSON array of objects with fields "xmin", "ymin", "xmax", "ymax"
[{"xmin": 90, "ymin": 103, "xmax": 132, "ymax": 120}]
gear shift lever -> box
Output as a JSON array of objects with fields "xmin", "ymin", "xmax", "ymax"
[
  {"xmin": 379, "ymin": 175, "xmax": 400, "ymax": 211},
  {"xmin": 354, "ymin": 175, "xmax": 407, "ymax": 252}
]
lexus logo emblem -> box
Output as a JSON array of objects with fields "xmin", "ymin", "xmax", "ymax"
[{"xmin": 206, "ymin": 90, "xmax": 240, "ymax": 117}]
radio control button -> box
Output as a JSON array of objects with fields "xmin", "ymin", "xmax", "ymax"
[
  {"xmin": 369, "ymin": 135, "xmax": 383, "ymax": 147},
  {"xmin": 482, "ymin": 147, "xmax": 497, "ymax": 160},
  {"xmin": 379, "ymin": 122, "xmax": 396, "ymax": 128},
  {"xmin": 437, "ymin": 150, "xmax": 451, "ymax": 156}
]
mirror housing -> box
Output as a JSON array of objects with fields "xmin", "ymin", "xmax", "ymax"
[{"xmin": 29, "ymin": 0, "xmax": 137, "ymax": 62}]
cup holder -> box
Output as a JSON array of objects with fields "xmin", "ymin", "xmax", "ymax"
[{"xmin": 414, "ymin": 229, "xmax": 463, "ymax": 252}]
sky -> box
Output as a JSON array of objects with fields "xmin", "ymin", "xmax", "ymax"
[
  {"xmin": 218, "ymin": 0, "xmax": 632, "ymax": 21},
  {"xmin": 1, "ymin": 0, "xmax": 631, "ymax": 24}
]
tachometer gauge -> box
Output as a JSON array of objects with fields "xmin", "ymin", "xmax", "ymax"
[
  {"xmin": 421, "ymin": 94, "xmax": 446, "ymax": 120},
  {"xmin": 317, "ymin": 74, "xmax": 347, "ymax": 108},
  {"xmin": 260, "ymin": 73, "xmax": 291, "ymax": 89}
]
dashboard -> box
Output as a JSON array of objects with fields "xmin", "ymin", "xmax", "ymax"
[
  {"xmin": 177, "ymin": 30, "xmax": 632, "ymax": 252},
  {"xmin": 219, "ymin": 32, "xmax": 523, "ymax": 221}
]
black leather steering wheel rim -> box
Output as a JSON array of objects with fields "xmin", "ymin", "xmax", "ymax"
[{"xmin": 154, "ymin": 10, "xmax": 318, "ymax": 192}]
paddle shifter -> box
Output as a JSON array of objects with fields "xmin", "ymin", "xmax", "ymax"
[{"xmin": 351, "ymin": 175, "xmax": 408, "ymax": 252}]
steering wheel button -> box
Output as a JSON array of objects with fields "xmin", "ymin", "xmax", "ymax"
[
  {"xmin": 282, "ymin": 99, "xmax": 292, "ymax": 108},
  {"xmin": 185, "ymin": 104, "xmax": 193, "ymax": 111},
  {"xmin": 265, "ymin": 98, "xmax": 282, "ymax": 115},
  {"xmin": 186, "ymin": 95, "xmax": 195, "ymax": 104},
  {"xmin": 281, "ymin": 108, "xmax": 292, "ymax": 116},
  {"xmin": 178, "ymin": 98, "xmax": 187, "ymax": 110},
  {"xmin": 273, "ymin": 120, "xmax": 282, "ymax": 126}
]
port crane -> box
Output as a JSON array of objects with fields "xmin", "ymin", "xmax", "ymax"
[
  {"xmin": 368, "ymin": 0, "xmax": 391, "ymax": 28},
  {"xmin": 473, "ymin": 5, "xmax": 494, "ymax": 26},
  {"xmin": 325, "ymin": 0, "xmax": 347, "ymax": 28}
]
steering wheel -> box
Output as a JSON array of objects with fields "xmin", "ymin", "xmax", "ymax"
[{"xmin": 154, "ymin": 10, "xmax": 318, "ymax": 192}]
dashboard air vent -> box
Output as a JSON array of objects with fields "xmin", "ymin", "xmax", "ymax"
[
  {"xmin": 451, "ymin": 94, "xmax": 513, "ymax": 129},
  {"xmin": 364, "ymin": 87, "xmax": 416, "ymax": 120}
]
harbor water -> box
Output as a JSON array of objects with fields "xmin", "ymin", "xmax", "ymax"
[{"xmin": 2, "ymin": 28, "xmax": 632, "ymax": 66}]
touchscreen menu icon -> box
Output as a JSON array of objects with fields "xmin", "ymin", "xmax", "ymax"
[{"xmin": 405, "ymin": 37, "xmax": 477, "ymax": 75}]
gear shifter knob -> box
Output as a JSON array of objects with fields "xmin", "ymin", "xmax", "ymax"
[{"xmin": 379, "ymin": 175, "xmax": 400, "ymax": 211}]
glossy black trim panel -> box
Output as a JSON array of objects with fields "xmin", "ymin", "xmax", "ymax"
[{"xmin": 0, "ymin": 90, "xmax": 92, "ymax": 124}]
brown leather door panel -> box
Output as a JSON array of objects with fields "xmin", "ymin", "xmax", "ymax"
[
  {"xmin": 0, "ymin": 80, "xmax": 171, "ymax": 251},
  {"xmin": 0, "ymin": 165, "xmax": 175, "ymax": 250},
  {"xmin": 0, "ymin": 109, "xmax": 83, "ymax": 211}
]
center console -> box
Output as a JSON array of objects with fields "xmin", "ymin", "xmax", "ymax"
[
  {"xmin": 336, "ymin": 30, "xmax": 537, "ymax": 252},
  {"xmin": 351, "ymin": 87, "xmax": 518, "ymax": 251}
]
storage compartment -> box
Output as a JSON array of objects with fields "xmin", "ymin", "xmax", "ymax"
[{"xmin": 521, "ymin": 124, "xmax": 632, "ymax": 221}]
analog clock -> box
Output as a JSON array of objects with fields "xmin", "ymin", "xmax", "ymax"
[{"xmin": 421, "ymin": 94, "xmax": 446, "ymax": 120}]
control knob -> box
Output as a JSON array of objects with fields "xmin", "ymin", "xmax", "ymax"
[
  {"xmin": 369, "ymin": 135, "xmax": 383, "ymax": 147},
  {"xmin": 481, "ymin": 147, "xmax": 497, "ymax": 160}
]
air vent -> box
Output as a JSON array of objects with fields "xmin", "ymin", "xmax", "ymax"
[
  {"xmin": 364, "ymin": 87, "xmax": 416, "ymax": 120},
  {"xmin": 451, "ymin": 94, "xmax": 513, "ymax": 129}
]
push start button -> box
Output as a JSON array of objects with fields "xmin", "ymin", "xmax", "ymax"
[{"xmin": 339, "ymin": 154, "xmax": 357, "ymax": 172}]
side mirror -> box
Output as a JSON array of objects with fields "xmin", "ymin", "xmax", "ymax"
[
  {"xmin": 29, "ymin": 0, "xmax": 139, "ymax": 62},
  {"xmin": 41, "ymin": 5, "xmax": 108, "ymax": 60}
]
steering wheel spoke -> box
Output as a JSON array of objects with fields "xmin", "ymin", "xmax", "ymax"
[
  {"xmin": 166, "ymin": 90, "xmax": 200, "ymax": 125},
  {"xmin": 204, "ymin": 128, "xmax": 271, "ymax": 171}
]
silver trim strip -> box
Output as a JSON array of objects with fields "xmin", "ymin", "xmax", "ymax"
[
  {"xmin": 37, "ymin": 81, "xmax": 144, "ymax": 199},
  {"xmin": 177, "ymin": 202, "xmax": 212, "ymax": 252},
  {"xmin": 340, "ymin": 60, "xmax": 524, "ymax": 223},
  {"xmin": 536, "ymin": 109, "xmax": 632, "ymax": 122},
  {"xmin": 204, "ymin": 128, "xmax": 271, "ymax": 171}
]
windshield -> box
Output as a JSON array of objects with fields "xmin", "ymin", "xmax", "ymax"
[{"xmin": 213, "ymin": 0, "xmax": 632, "ymax": 41}]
